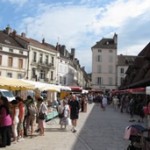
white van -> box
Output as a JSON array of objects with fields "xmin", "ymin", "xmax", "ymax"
[{"xmin": 0, "ymin": 89, "xmax": 15, "ymax": 102}]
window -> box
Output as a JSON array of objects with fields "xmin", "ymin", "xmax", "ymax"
[
  {"xmin": 0, "ymin": 46, "xmax": 2, "ymax": 50},
  {"xmin": 98, "ymin": 49, "xmax": 101, "ymax": 52},
  {"xmin": 8, "ymin": 57, "xmax": 13, "ymax": 67},
  {"xmin": 0, "ymin": 55, "xmax": 2, "ymax": 65},
  {"xmin": 45, "ymin": 55, "xmax": 49, "ymax": 64},
  {"xmin": 109, "ymin": 77, "xmax": 113, "ymax": 85},
  {"xmin": 109, "ymin": 55, "xmax": 113, "ymax": 63},
  {"xmin": 97, "ymin": 77, "xmax": 102, "ymax": 85},
  {"xmin": 97, "ymin": 65, "xmax": 101, "ymax": 73},
  {"xmin": 0, "ymin": 72, "xmax": 1, "ymax": 76},
  {"xmin": 120, "ymin": 77, "xmax": 124, "ymax": 84},
  {"xmin": 18, "ymin": 74, "xmax": 22, "ymax": 79},
  {"xmin": 51, "ymin": 71, "xmax": 53, "ymax": 80},
  {"xmin": 60, "ymin": 76, "xmax": 62, "ymax": 84},
  {"xmin": 120, "ymin": 68, "xmax": 124, "ymax": 74},
  {"xmin": 108, "ymin": 65, "xmax": 113, "ymax": 73},
  {"xmin": 39, "ymin": 53, "xmax": 43, "ymax": 63},
  {"xmin": 9, "ymin": 48, "xmax": 13, "ymax": 53},
  {"xmin": 33, "ymin": 52, "xmax": 37, "ymax": 62},
  {"xmin": 51, "ymin": 56, "xmax": 54, "ymax": 65},
  {"xmin": 7, "ymin": 72, "xmax": 12, "ymax": 78},
  {"xmin": 32, "ymin": 68, "xmax": 36, "ymax": 78},
  {"xmin": 18, "ymin": 59, "xmax": 23, "ymax": 69},
  {"xmin": 97, "ymin": 55, "xmax": 102, "ymax": 62},
  {"xmin": 40, "ymin": 70, "xmax": 45, "ymax": 79},
  {"xmin": 64, "ymin": 77, "xmax": 66, "ymax": 85}
]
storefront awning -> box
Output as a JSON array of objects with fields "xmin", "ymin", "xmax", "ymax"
[{"xmin": 0, "ymin": 77, "xmax": 35, "ymax": 90}]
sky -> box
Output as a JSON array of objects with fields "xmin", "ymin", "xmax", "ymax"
[{"xmin": 0, "ymin": 0, "xmax": 150, "ymax": 73}]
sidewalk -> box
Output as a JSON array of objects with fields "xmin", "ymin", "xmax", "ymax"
[{"xmin": 1, "ymin": 103, "xmax": 148, "ymax": 150}]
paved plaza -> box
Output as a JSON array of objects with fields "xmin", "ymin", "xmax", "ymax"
[{"xmin": 1, "ymin": 103, "xmax": 147, "ymax": 150}]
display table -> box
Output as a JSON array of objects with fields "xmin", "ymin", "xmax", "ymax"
[{"xmin": 46, "ymin": 109, "xmax": 58, "ymax": 122}]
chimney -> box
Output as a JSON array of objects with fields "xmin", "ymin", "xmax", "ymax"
[
  {"xmin": 42, "ymin": 38, "xmax": 45, "ymax": 44},
  {"xmin": 21, "ymin": 32, "xmax": 26, "ymax": 37},
  {"xmin": 5, "ymin": 26, "xmax": 12, "ymax": 35},
  {"xmin": 113, "ymin": 33, "xmax": 117, "ymax": 45},
  {"xmin": 71, "ymin": 48, "xmax": 75, "ymax": 58},
  {"xmin": 12, "ymin": 30, "xmax": 17, "ymax": 37}
]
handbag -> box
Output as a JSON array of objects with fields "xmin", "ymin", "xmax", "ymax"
[
  {"xmin": 39, "ymin": 112, "xmax": 46, "ymax": 120},
  {"xmin": 38, "ymin": 104, "xmax": 47, "ymax": 120}
]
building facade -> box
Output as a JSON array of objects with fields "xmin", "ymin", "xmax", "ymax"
[
  {"xmin": 91, "ymin": 33, "xmax": 118, "ymax": 92},
  {"xmin": 0, "ymin": 27, "xmax": 28, "ymax": 79},
  {"xmin": 0, "ymin": 26, "xmax": 91, "ymax": 89}
]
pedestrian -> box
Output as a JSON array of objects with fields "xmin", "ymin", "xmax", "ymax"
[
  {"xmin": 37, "ymin": 97, "xmax": 48, "ymax": 136},
  {"xmin": 102, "ymin": 95, "xmax": 108, "ymax": 111},
  {"xmin": 113, "ymin": 95, "xmax": 119, "ymax": 110},
  {"xmin": 10, "ymin": 99, "xmax": 20, "ymax": 143},
  {"xmin": 69, "ymin": 94, "xmax": 80, "ymax": 133},
  {"xmin": 129, "ymin": 97, "xmax": 135, "ymax": 122},
  {"xmin": 0, "ymin": 96, "xmax": 12, "ymax": 148},
  {"xmin": 17, "ymin": 96, "xmax": 25, "ymax": 141},
  {"xmin": 59, "ymin": 100, "xmax": 70, "ymax": 129},
  {"xmin": 27, "ymin": 101, "xmax": 37, "ymax": 136}
]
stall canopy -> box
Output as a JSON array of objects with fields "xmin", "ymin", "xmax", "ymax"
[
  {"xmin": 112, "ymin": 87, "xmax": 145, "ymax": 95},
  {"xmin": 0, "ymin": 76, "xmax": 35, "ymax": 90},
  {"xmin": 57, "ymin": 85, "xmax": 71, "ymax": 91},
  {"xmin": 69, "ymin": 86, "xmax": 83, "ymax": 92},
  {"xmin": 21, "ymin": 79, "xmax": 60, "ymax": 92},
  {"xmin": 127, "ymin": 87, "xmax": 145, "ymax": 94}
]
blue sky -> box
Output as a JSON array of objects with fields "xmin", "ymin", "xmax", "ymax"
[{"xmin": 0, "ymin": 0, "xmax": 150, "ymax": 73}]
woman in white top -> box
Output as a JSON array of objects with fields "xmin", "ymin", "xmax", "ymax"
[
  {"xmin": 38, "ymin": 97, "xmax": 48, "ymax": 136},
  {"xmin": 60, "ymin": 100, "xmax": 70, "ymax": 129},
  {"xmin": 10, "ymin": 100, "xmax": 20, "ymax": 143}
]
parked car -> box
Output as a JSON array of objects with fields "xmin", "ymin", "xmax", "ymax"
[{"xmin": 0, "ymin": 89, "xmax": 15, "ymax": 102}]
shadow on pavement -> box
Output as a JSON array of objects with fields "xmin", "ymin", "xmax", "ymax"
[{"xmin": 70, "ymin": 103, "xmax": 132, "ymax": 150}]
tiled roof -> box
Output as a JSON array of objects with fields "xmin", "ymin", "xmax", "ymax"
[
  {"xmin": 120, "ymin": 42, "xmax": 150, "ymax": 88},
  {"xmin": 15, "ymin": 35, "xmax": 57, "ymax": 52},
  {"xmin": 117, "ymin": 55, "xmax": 136, "ymax": 66},
  {"xmin": 0, "ymin": 31, "xmax": 24, "ymax": 48},
  {"xmin": 92, "ymin": 38, "xmax": 117, "ymax": 49}
]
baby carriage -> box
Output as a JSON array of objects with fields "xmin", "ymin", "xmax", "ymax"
[{"xmin": 124, "ymin": 124, "xmax": 150, "ymax": 150}]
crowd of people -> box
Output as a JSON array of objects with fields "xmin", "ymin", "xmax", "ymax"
[
  {"xmin": 0, "ymin": 92, "xmax": 92, "ymax": 148},
  {"xmin": 0, "ymin": 95, "xmax": 48, "ymax": 148}
]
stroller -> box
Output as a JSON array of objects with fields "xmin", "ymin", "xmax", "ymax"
[{"xmin": 124, "ymin": 124, "xmax": 150, "ymax": 150}]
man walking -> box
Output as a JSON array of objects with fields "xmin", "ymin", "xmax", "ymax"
[{"xmin": 69, "ymin": 94, "xmax": 80, "ymax": 133}]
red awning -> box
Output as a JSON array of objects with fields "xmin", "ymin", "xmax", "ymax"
[
  {"xmin": 127, "ymin": 87, "xmax": 145, "ymax": 94},
  {"xmin": 69, "ymin": 86, "xmax": 83, "ymax": 91}
]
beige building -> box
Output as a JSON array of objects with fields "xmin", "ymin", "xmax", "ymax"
[
  {"xmin": 0, "ymin": 27, "xmax": 28, "ymax": 79},
  {"xmin": 13, "ymin": 33, "xmax": 58, "ymax": 83},
  {"xmin": 91, "ymin": 33, "xmax": 118, "ymax": 92},
  {"xmin": 0, "ymin": 26, "xmax": 91, "ymax": 90}
]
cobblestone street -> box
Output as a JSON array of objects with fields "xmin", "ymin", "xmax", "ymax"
[{"xmin": 1, "ymin": 103, "xmax": 147, "ymax": 150}]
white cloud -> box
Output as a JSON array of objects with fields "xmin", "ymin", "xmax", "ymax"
[
  {"xmin": 90, "ymin": 0, "xmax": 150, "ymax": 34},
  {"xmin": 16, "ymin": 0, "xmax": 150, "ymax": 72}
]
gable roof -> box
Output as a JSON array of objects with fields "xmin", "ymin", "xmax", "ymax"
[
  {"xmin": 14, "ymin": 34, "xmax": 57, "ymax": 53},
  {"xmin": 117, "ymin": 55, "xmax": 136, "ymax": 66},
  {"xmin": 92, "ymin": 38, "xmax": 117, "ymax": 49},
  {"xmin": 0, "ymin": 31, "xmax": 24, "ymax": 49}
]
